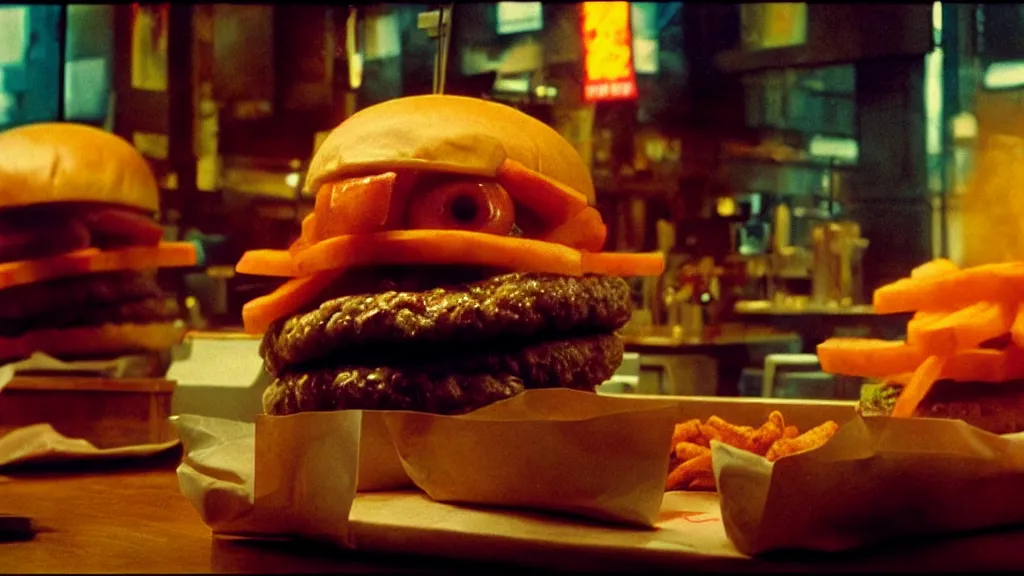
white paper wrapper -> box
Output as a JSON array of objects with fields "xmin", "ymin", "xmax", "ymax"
[
  {"xmin": 0, "ymin": 423, "xmax": 178, "ymax": 469},
  {"xmin": 173, "ymin": 389, "xmax": 679, "ymax": 544},
  {"xmin": 175, "ymin": 391, "xmax": 1024, "ymax": 558},
  {"xmin": 0, "ymin": 351, "xmax": 157, "ymax": 386},
  {"xmin": 713, "ymin": 415, "xmax": 1024, "ymax": 555}
]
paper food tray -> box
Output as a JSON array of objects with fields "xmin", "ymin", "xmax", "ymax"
[{"xmin": 173, "ymin": 392, "xmax": 1024, "ymax": 558}]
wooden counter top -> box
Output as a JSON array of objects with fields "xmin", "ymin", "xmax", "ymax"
[
  {"xmin": 0, "ymin": 456, "xmax": 491, "ymax": 573},
  {"xmin": 6, "ymin": 456, "xmax": 1024, "ymax": 572},
  {"xmin": 620, "ymin": 324, "xmax": 800, "ymax": 350}
]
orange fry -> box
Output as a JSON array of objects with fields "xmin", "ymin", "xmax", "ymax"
[
  {"xmin": 748, "ymin": 411, "xmax": 785, "ymax": 456},
  {"xmin": 697, "ymin": 424, "xmax": 723, "ymax": 447},
  {"xmin": 671, "ymin": 419, "xmax": 702, "ymax": 447},
  {"xmin": 687, "ymin": 471, "xmax": 717, "ymax": 491},
  {"xmin": 705, "ymin": 416, "xmax": 757, "ymax": 451},
  {"xmin": 766, "ymin": 421, "xmax": 839, "ymax": 462},
  {"xmin": 674, "ymin": 441, "xmax": 711, "ymax": 462},
  {"xmin": 666, "ymin": 453, "xmax": 713, "ymax": 491},
  {"xmin": 783, "ymin": 425, "xmax": 800, "ymax": 439}
]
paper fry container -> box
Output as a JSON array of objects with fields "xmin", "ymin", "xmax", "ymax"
[
  {"xmin": 714, "ymin": 415, "xmax": 1024, "ymax": 555},
  {"xmin": 383, "ymin": 389, "xmax": 679, "ymax": 527},
  {"xmin": 356, "ymin": 412, "xmax": 414, "ymax": 491}
]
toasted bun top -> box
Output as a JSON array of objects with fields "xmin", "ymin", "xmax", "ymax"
[
  {"xmin": 0, "ymin": 123, "xmax": 160, "ymax": 213},
  {"xmin": 307, "ymin": 95, "xmax": 595, "ymax": 204}
]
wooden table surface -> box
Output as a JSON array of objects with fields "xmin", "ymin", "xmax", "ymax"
[
  {"xmin": 0, "ymin": 452, "xmax": 498, "ymax": 574},
  {"xmin": 9, "ymin": 452, "xmax": 1024, "ymax": 573}
]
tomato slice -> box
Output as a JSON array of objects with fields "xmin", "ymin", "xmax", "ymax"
[
  {"xmin": 496, "ymin": 158, "xmax": 590, "ymax": 230},
  {"xmin": 85, "ymin": 208, "xmax": 166, "ymax": 246},
  {"xmin": 0, "ymin": 242, "xmax": 196, "ymax": 291},
  {"xmin": 315, "ymin": 173, "xmax": 397, "ymax": 239}
]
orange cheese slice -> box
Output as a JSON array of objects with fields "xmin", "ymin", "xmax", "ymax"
[
  {"xmin": 237, "ymin": 249, "xmax": 300, "ymax": 277},
  {"xmin": 817, "ymin": 338, "xmax": 929, "ymax": 379},
  {"xmin": 873, "ymin": 262, "xmax": 1024, "ymax": 314},
  {"xmin": 242, "ymin": 270, "xmax": 345, "ymax": 334},
  {"xmin": 293, "ymin": 230, "xmax": 584, "ymax": 277},
  {"xmin": 0, "ymin": 242, "xmax": 197, "ymax": 291}
]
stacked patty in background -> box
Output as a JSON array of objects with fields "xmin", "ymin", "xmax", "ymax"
[
  {"xmin": 0, "ymin": 269, "xmax": 180, "ymax": 341},
  {"xmin": 260, "ymin": 267, "xmax": 632, "ymax": 415}
]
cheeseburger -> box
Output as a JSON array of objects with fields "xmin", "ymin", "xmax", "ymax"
[
  {"xmin": 236, "ymin": 95, "xmax": 663, "ymax": 416},
  {"xmin": 821, "ymin": 258, "xmax": 1024, "ymax": 435},
  {"xmin": 0, "ymin": 123, "xmax": 196, "ymax": 362}
]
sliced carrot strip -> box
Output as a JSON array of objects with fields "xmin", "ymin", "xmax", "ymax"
[
  {"xmin": 817, "ymin": 338, "xmax": 929, "ymax": 378},
  {"xmin": 873, "ymin": 262, "xmax": 1024, "ymax": 314},
  {"xmin": 887, "ymin": 347, "xmax": 1024, "ymax": 385},
  {"xmin": 910, "ymin": 258, "xmax": 959, "ymax": 280},
  {"xmin": 906, "ymin": 300, "xmax": 1012, "ymax": 355},
  {"xmin": 496, "ymin": 158, "xmax": 590, "ymax": 228},
  {"xmin": 1003, "ymin": 347, "xmax": 1024, "ymax": 381},
  {"xmin": 885, "ymin": 372, "xmax": 915, "ymax": 386},
  {"xmin": 236, "ymin": 249, "xmax": 299, "ymax": 277},
  {"xmin": 242, "ymin": 270, "xmax": 345, "ymax": 334},
  {"xmin": 581, "ymin": 251, "xmax": 664, "ymax": 277},
  {"xmin": 293, "ymin": 230, "xmax": 584, "ymax": 277},
  {"xmin": 891, "ymin": 355, "xmax": 947, "ymax": 417},
  {"xmin": 1011, "ymin": 304, "xmax": 1024, "ymax": 350},
  {"xmin": 942, "ymin": 348, "xmax": 1015, "ymax": 382},
  {"xmin": 540, "ymin": 206, "xmax": 607, "ymax": 252},
  {"xmin": 907, "ymin": 310, "xmax": 946, "ymax": 333},
  {"xmin": 0, "ymin": 242, "xmax": 196, "ymax": 291}
]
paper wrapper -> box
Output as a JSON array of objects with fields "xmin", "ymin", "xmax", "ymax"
[
  {"xmin": 0, "ymin": 352, "xmax": 162, "ymax": 392},
  {"xmin": 174, "ymin": 389, "xmax": 679, "ymax": 542},
  {"xmin": 0, "ymin": 423, "xmax": 178, "ymax": 469},
  {"xmin": 714, "ymin": 414, "xmax": 1024, "ymax": 555}
]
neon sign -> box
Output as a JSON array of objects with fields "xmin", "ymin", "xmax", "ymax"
[{"xmin": 581, "ymin": 2, "xmax": 638, "ymax": 102}]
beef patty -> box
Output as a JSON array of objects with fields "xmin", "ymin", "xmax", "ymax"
[
  {"xmin": 860, "ymin": 378, "xmax": 1024, "ymax": 435},
  {"xmin": 263, "ymin": 272, "xmax": 632, "ymax": 374},
  {"xmin": 263, "ymin": 332, "xmax": 623, "ymax": 415},
  {"xmin": 0, "ymin": 270, "xmax": 179, "ymax": 337},
  {"xmin": 259, "ymin": 270, "xmax": 634, "ymax": 415}
]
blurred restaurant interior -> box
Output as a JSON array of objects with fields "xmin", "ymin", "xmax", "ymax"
[{"xmin": 0, "ymin": 1, "xmax": 1018, "ymax": 401}]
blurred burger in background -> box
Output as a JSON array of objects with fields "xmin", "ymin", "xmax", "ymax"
[{"xmin": 0, "ymin": 123, "xmax": 197, "ymax": 367}]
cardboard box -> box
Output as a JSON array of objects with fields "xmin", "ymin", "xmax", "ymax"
[{"xmin": 0, "ymin": 376, "xmax": 177, "ymax": 449}]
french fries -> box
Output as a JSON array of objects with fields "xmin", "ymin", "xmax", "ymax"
[
  {"xmin": 665, "ymin": 410, "xmax": 840, "ymax": 492},
  {"xmin": 666, "ymin": 453, "xmax": 712, "ymax": 491},
  {"xmin": 765, "ymin": 420, "xmax": 840, "ymax": 463}
]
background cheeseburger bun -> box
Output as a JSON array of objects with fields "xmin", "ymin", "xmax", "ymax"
[
  {"xmin": 235, "ymin": 95, "xmax": 664, "ymax": 416},
  {"xmin": 0, "ymin": 123, "xmax": 197, "ymax": 363}
]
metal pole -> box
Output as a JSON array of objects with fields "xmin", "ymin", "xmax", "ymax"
[{"xmin": 420, "ymin": 4, "xmax": 454, "ymax": 95}]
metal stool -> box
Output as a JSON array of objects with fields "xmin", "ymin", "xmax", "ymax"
[{"xmin": 762, "ymin": 353, "xmax": 829, "ymax": 398}]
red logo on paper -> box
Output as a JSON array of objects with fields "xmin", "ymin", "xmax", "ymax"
[{"xmin": 660, "ymin": 511, "xmax": 722, "ymax": 524}]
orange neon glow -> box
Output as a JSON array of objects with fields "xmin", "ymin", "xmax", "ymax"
[{"xmin": 581, "ymin": 2, "xmax": 638, "ymax": 102}]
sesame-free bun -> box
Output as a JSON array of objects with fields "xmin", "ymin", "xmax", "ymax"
[
  {"xmin": 0, "ymin": 123, "xmax": 160, "ymax": 213},
  {"xmin": 0, "ymin": 321, "xmax": 186, "ymax": 363},
  {"xmin": 307, "ymin": 95, "xmax": 596, "ymax": 204}
]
